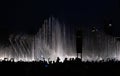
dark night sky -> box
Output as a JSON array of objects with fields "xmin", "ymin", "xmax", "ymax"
[{"xmin": 0, "ymin": 0, "xmax": 120, "ymax": 42}]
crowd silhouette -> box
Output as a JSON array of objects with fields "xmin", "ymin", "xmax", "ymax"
[{"xmin": 0, "ymin": 57, "xmax": 120, "ymax": 76}]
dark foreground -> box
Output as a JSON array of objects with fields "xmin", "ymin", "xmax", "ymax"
[{"xmin": 0, "ymin": 58, "xmax": 120, "ymax": 76}]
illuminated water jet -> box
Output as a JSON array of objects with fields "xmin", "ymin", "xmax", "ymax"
[{"xmin": 0, "ymin": 17, "xmax": 120, "ymax": 62}]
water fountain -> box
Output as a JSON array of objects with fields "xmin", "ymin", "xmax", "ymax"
[
  {"xmin": 0, "ymin": 17, "xmax": 76, "ymax": 62},
  {"xmin": 0, "ymin": 17, "xmax": 120, "ymax": 62}
]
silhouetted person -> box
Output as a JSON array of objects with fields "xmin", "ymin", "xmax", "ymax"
[
  {"xmin": 64, "ymin": 58, "xmax": 68, "ymax": 63},
  {"xmin": 56, "ymin": 57, "xmax": 60, "ymax": 63}
]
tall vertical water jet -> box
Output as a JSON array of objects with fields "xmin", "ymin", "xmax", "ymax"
[
  {"xmin": 34, "ymin": 17, "xmax": 76, "ymax": 61},
  {"xmin": 82, "ymin": 26, "xmax": 120, "ymax": 61}
]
